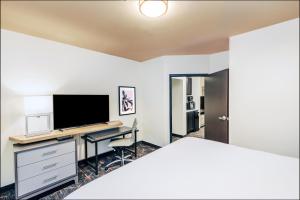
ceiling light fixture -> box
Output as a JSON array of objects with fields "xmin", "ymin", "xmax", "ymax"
[{"xmin": 139, "ymin": 0, "xmax": 168, "ymax": 18}]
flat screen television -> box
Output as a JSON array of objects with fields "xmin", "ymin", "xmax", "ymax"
[{"xmin": 53, "ymin": 95, "xmax": 109, "ymax": 130}]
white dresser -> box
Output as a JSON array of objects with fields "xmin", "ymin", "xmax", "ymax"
[{"xmin": 14, "ymin": 139, "xmax": 78, "ymax": 199}]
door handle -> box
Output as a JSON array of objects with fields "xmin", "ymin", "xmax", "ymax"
[{"xmin": 218, "ymin": 116, "xmax": 229, "ymax": 121}]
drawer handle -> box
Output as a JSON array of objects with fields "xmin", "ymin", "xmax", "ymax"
[
  {"xmin": 43, "ymin": 175, "xmax": 58, "ymax": 184},
  {"xmin": 42, "ymin": 163, "xmax": 57, "ymax": 170},
  {"xmin": 42, "ymin": 150, "xmax": 57, "ymax": 156}
]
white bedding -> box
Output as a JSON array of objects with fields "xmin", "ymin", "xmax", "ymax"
[{"xmin": 66, "ymin": 137, "xmax": 299, "ymax": 199}]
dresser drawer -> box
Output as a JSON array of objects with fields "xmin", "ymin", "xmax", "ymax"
[
  {"xmin": 17, "ymin": 152, "xmax": 75, "ymax": 181},
  {"xmin": 18, "ymin": 163, "xmax": 76, "ymax": 197},
  {"xmin": 17, "ymin": 140, "xmax": 75, "ymax": 167}
]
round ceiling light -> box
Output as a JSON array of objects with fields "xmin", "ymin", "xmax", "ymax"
[{"xmin": 139, "ymin": 0, "xmax": 168, "ymax": 18}]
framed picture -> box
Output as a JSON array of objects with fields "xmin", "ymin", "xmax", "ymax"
[{"xmin": 119, "ymin": 86, "xmax": 136, "ymax": 116}]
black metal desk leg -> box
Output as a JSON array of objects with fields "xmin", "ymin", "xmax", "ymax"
[
  {"xmin": 84, "ymin": 137, "xmax": 88, "ymax": 162},
  {"xmin": 95, "ymin": 142, "xmax": 98, "ymax": 175},
  {"xmin": 135, "ymin": 130, "xmax": 137, "ymax": 158}
]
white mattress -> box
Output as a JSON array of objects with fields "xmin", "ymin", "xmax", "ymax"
[{"xmin": 65, "ymin": 137, "xmax": 299, "ymax": 199}]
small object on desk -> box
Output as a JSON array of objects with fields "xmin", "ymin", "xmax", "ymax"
[{"xmin": 24, "ymin": 96, "xmax": 53, "ymax": 137}]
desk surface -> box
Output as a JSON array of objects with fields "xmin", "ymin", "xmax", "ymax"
[
  {"xmin": 85, "ymin": 126, "xmax": 136, "ymax": 143},
  {"xmin": 9, "ymin": 121, "xmax": 123, "ymax": 144}
]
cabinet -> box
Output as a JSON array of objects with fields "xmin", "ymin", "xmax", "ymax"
[
  {"xmin": 187, "ymin": 111, "xmax": 199, "ymax": 133},
  {"xmin": 194, "ymin": 111, "xmax": 199, "ymax": 131},
  {"xmin": 186, "ymin": 78, "xmax": 192, "ymax": 95},
  {"xmin": 14, "ymin": 139, "xmax": 78, "ymax": 199},
  {"xmin": 187, "ymin": 111, "xmax": 194, "ymax": 133},
  {"xmin": 200, "ymin": 114, "xmax": 205, "ymax": 127}
]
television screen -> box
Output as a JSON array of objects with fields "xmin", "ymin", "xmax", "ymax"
[{"xmin": 53, "ymin": 95, "xmax": 109, "ymax": 130}]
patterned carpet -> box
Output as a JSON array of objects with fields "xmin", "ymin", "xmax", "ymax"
[{"xmin": 0, "ymin": 142, "xmax": 158, "ymax": 200}]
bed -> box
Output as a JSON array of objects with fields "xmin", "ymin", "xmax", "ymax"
[{"xmin": 65, "ymin": 137, "xmax": 299, "ymax": 199}]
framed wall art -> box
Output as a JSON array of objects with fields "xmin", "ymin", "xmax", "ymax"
[{"xmin": 119, "ymin": 86, "xmax": 136, "ymax": 116}]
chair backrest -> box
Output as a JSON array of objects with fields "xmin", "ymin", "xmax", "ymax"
[{"xmin": 129, "ymin": 118, "xmax": 137, "ymax": 142}]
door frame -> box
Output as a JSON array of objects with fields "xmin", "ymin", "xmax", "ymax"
[{"xmin": 169, "ymin": 74, "xmax": 208, "ymax": 143}]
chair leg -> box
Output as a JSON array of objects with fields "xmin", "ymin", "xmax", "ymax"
[
  {"xmin": 124, "ymin": 159, "xmax": 134, "ymax": 163},
  {"xmin": 105, "ymin": 148, "xmax": 134, "ymax": 171},
  {"xmin": 105, "ymin": 159, "xmax": 122, "ymax": 170},
  {"xmin": 121, "ymin": 150, "xmax": 125, "ymax": 166},
  {"xmin": 124, "ymin": 154, "xmax": 132, "ymax": 159}
]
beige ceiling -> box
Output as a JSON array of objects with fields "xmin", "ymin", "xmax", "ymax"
[{"xmin": 1, "ymin": 1, "xmax": 299, "ymax": 61}]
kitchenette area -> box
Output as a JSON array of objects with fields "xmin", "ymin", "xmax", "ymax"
[{"xmin": 171, "ymin": 76, "xmax": 205, "ymax": 139}]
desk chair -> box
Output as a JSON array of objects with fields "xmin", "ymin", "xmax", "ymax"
[{"xmin": 104, "ymin": 119, "xmax": 137, "ymax": 171}]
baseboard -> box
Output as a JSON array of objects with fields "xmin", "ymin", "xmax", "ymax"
[
  {"xmin": 172, "ymin": 133, "xmax": 184, "ymax": 138},
  {"xmin": 0, "ymin": 183, "xmax": 15, "ymax": 193},
  {"xmin": 140, "ymin": 141, "xmax": 161, "ymax": 149}
]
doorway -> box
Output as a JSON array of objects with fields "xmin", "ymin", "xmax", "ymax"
[{"xmin": 169, "ymin": 69, "xmax": 229, "ymax": 144}]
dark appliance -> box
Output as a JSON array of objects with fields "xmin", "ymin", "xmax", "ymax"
[
  {"xmin": 187, "ymin": 111, "xmax": 194, "ymax": 133},
  {"xmin": 187, "ymin": 96, "xmax": 193, "ymax": 102},
  {"xmin": 194, "ymin": 111, "xmax": 199, "ymax": 131},
  {"xmin": 200, "ymin": 96, "xmax": 205, "ymax": 110},
  {"xmin": 187, "ymin": 111, "xmax": 199, "ymax": 133},
  {"xmin": 53, "ymin": 95, "xmax": 109, "ymax": 130},
  {"xmin": 186, "ymin": 95, "xmax": 196, "ymax": 110}
]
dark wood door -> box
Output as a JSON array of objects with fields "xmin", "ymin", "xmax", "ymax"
[{"xmin": 205, "ymin": 69, "xmax": 229, "ymax": 143}]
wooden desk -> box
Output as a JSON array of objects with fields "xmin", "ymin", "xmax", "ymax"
[{"xmin": 9, "ymin": 121, "xmax": 123, "ymax": 144}]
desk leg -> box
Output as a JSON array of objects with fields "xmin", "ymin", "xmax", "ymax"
[
  {"xmin": 135, "ymin": 130, "xmax": 137, "ymax": 158},
  {"xmin": 95, "ymin": 142, "xmax": 98, "ymax": 175},
  {"xmin": 84, "ymin": 137, "xmax": 88, "ymax": 162}
]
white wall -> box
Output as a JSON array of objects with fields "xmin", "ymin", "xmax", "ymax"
[
  {"xmin": 209, "ymin": 51, "xmax": 229, "ymax": 73},
  {"xmin": 163, "ymin": 55, "xmax": 210, "ymax": 74},
  {"xmin": 0, "ymin": 29, "xmax": 143, "ymax": 186},
  {"xmin": 229, "ymin": 18, "xmax": 299, "ymax": 158},
  {"xmin": 139, "ymin": 57, "xmax": 168, "ymax": 147},
  {"xmin": 141, "ymin": 55, "xmax": 210, "ymax": 146}
]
